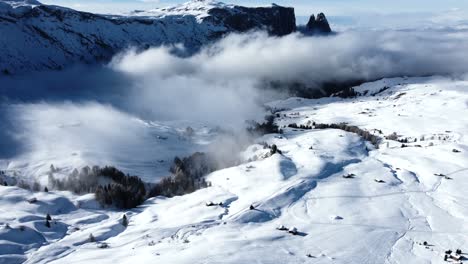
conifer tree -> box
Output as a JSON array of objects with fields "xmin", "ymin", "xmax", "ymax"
[{"xmin": 122, "ymin": 214, "xmax": 128, "ymax": 227}]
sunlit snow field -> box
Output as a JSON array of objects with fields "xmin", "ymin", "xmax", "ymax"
[{"xmin": 1, "ymin": 76, "xmax": 467, "ymax": 263}]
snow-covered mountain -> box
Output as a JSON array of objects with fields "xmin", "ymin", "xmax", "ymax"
[
  {"xmin": 0, "ymin": 0, "xmax": 330, "ymax": 75},
  {"xmin": 3, "ymin": 1, "xmax": 466, "ymax": 263},
  {"xmin": 1, "ymin": 76, "xmax": 467, "ymax": 263}
]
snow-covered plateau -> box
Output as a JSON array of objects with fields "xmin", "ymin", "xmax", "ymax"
[{"xmin": 1, "ymin": 76, "xmax": 467, "ymax": 263}]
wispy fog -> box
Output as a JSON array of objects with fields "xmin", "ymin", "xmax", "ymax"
[
  {"xmin": 1, "ymin": 29, "xmax": 468, "ymax": 178},
  {"xmin": 2, "ymin": 102, "xmax": 216, "ymax": 181},
  {"xmin": 3, "ymin": 30, "xmax": 468, "ymax": 121}
]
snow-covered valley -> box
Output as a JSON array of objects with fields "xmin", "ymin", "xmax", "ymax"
[
  {"xmin": 1, "ymin": 76, "xmax": 467, "ymax": 263},
  {"xmin": 1, "ymin": 0, "xmax": 468, "ymax": 263}
]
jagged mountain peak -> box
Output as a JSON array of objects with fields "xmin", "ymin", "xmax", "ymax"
[
  {"xmin": 316, "ymin": 12, "xmax": 328, "ymax": 22},
  {"xmin": 305, "ymin": 12, "xmax": 332, "ymax": 33}
]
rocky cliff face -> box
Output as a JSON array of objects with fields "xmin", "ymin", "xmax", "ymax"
[
  {"xmin": 304, "ymin": 13, "xmax": 332, "ymax": 34},
  {"xmin": 207, "ymin": 4, "xmax": 296, "ymax": 36},
  {"xmin": 0, "ymin": 0, "xmax": 327, "ymax": 75}
]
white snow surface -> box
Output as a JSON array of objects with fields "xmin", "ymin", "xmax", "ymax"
[
  {"xmin": 128, "ymin": 0, "xmax": 232, "ymax": 21},
  {"xmin": 0, "ymin": 0, "xmax": 40, "ymax": 8},
  {"xmin": 1, "ymin": 76, "xmax": 467, "ymax": 263},
  {"xmin": 127, "ymin": 0, "xmax": 275, "ymax": 21}
]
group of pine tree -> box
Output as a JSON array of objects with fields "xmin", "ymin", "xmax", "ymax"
[
  {"xmin": 10, "ymin": 114, "xmax": 283, "ymax": 209},
  {"xmin": 44, "ymin": 152, "xmax": 218, "ymax": 209}
]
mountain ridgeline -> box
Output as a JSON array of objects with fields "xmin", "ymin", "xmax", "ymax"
[{"xmin": 0, "ymin": 0, "xmax": 331, "ymax": 75}]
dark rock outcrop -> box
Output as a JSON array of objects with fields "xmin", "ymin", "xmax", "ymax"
[
  {"xmin": 303, "ymin": 13, "xmax": 332, "ymax": 34},
  {"xmin": 208, "ymin": 4, "xmax": 296, "ymax": 36}
]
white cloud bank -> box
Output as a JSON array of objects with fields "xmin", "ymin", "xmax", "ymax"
[
  {"xmin": 2, "ymin": 29, "xmax": 468, "ymax": 175},
  {"xmin": 109, "ymin": 30, "xmax": 468, "ymax": 121},
  {"xmin": 116, "ymin": 30, "xmax": 468, "ymax": 82}
]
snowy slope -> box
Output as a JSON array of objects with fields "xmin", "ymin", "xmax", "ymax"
[
  {"xmin": 127, "ymin": 0, "xmax": 234, "ymax": 20},
  {"xmin": 0, "ymin": 0, "xmax": 297, "ymax": 75},
  {"xmin": 1, "ymin": 76, "xmax": 467, "ymax": 263}
]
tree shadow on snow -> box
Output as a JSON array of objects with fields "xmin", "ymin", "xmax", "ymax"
[{"xmin": 279, "ymin": 158, "xmax": 298, "ymax": 179}]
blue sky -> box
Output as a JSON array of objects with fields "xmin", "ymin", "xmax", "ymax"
[
  {"xmin": 40, "ymin": 0, "xmax": 468, "ymax": 15},
  {"xmin": 41, "ymin": 0, "xmax": 468, "ymax": 29}
]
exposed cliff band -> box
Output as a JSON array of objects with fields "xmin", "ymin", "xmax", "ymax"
[{"xmin": 0, "ymin": 0, "xmax": 331, "ymax": 74}]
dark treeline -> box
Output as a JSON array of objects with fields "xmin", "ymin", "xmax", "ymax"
[
  {"xmin": 268, "ymin": 79, "xmax": 366, "ymax": 99},
  {"xmin": 94, "ymin": 167, "xmax": 146, "ymax": 209},
  {"xmin": 246, "ymin": 114, "xmax": 281, "ymax": 136},
  {"xmin": 288, "ymin": 122, "xmax": 381, "ymax": 148},
  {"xmin": 48, "ymin": 166, "xmax": 146, "ymax": 209},
  {"xmin": 49, "ymin": 166, "xmax": 102, "ymax": 194},
  {"xmin": 148, "ymin": 152, "xmax": 215, "ymax": 197},
  {"xmin": 45, "ymin": 151, "xmax": 220, "ymax": 209}
]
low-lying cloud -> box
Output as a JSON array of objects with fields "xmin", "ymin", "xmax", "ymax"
[
  {"xmin": 108, "ymin": 29, "xmax": 468, "ymax": 122},
  {"xmin": 1, "ymin": 28, "xmax": 468, "ymax": 179},
  {"xmin": 3, "ymin": 29, "xmax": 468, "ymax": 124},
  {"xmin": 113, "ymin": 29, "xmax": 468, "ymax": 88}
]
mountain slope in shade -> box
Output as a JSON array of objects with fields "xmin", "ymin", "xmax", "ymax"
[{"xmin": 0, "ymin": 0, "xmax": 303, "ymax": 75}]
